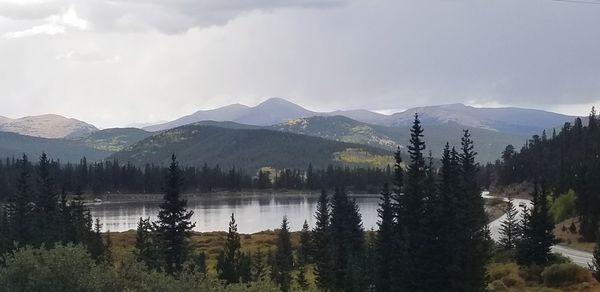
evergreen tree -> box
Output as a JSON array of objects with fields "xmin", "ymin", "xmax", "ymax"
[
  {"xmin": 217, "ymin": 213, "xmax": 242, "ymax": 284},
  {"xmin": 375, "ymin": 182, "xmax": 393, "ymax": 292},
  {"xmin": 238, "ymin": 252, "xmax": 253, "ymax": 283},
  {"xmin": 329, "ymin": 187, "xmax": 366, "ymax": 292},
  {"xmin": 436, "ymin": 144, "xmax": 463, "ymax": 291},
  {"xmin": 458, "ymin": 130, "xmax": 491, "ymax": 291},
  {"xmin": 517, "ymin": 182, "xmax": 555, "ymax": 265},
  {"xmin": 402, "ymin": 113, "xmax": 430, "ymax": 290},
  {"xmin": 154, "ymin": 154, "xmax": 195, "ymax": 275},
  {"xmin": 390, "ymin": 145, "xmax": 407, "ymax": 291},
  {"xmin": 296, "ymin": 266, "xmax": 310, "ymax": 290},
  {"xmin": 6, "ymin": 154, "xmax": 33, "ymax": 246},
  {"xmin": 252, "ymin": 249, "xmax": 268, "ymax": 282},
  {"xmin": 298, "ymin": 220, "xmax": 311, "ymax": 265},
  {"xmin": 312, "ymin": 190, "xmax": 331, "ymax": 290},
  {"xmin": 272, "ymin": 216, "xmax": 293, "ymax": 292},
  {"xmin": 33, "ymin": 153, "xmax": 60, "ymax": 245},
  {"xmin": 134, "ymin": 217, "xmax": 160, "ymax": 269},
  {"xmin": 103, "ymin": 231, "xmax": 113, "ymax": 264},
  {"xmin": 499, "ymin": 197, "xmax": 520, "ymax": 250}
]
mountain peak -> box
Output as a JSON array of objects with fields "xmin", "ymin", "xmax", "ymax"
[
  {"xmin": 256, "ymin": 97, "xmax": 300, "ymax": 107},
  {"xmin": 0, "ymin": 114, "xmax": 98, "ymax": 139}
]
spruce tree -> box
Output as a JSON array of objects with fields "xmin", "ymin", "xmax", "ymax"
[
  {"xmin": 296, "ymin": 266, "xmax": 309, "ymax": 290},
  {"xmin": 272, "ymin": 216, "xmax": 293, "ymax": 292},
  {"xmin": 33, "ymin": 153, "xmax": 60, "ymax": 245},
  {"xmin": 217, "ymin": 213, "xmax": 242, "ymax": 284},
  {"xmin": 375, "ymin": 182, "xmax": 393, "ymax": 292},
  {"xmin": 402, "ymin": 113, "xmax": 430, "ymax": 290},
  {"xmin": 135, "ymin": 217, "xmax": 160, "ymax": 269},
  {"xmin": 6, "ymin": 154, "xmax": 33, "ymax": 246},
  {"xmin": 298, "ymin": 220, "xmax": 311, "ymax": 265},
  {"xmin": 459, "ymin": 130, "xmax": 491, "ymax": 291},
  {"xmin": 154, "ymin": 154, "xmax": 195, "ymax": 275},
  {"xmin": 436, "ymin": 144, "xmax": 464, "ymax": 291},
  {"xmin": 390, "ymin": 146, "xmax": 407, "ymax": 291},
  {"xmin": 329, "ymin": 187, "xmax": 366, "ymax": 292},
  {"xmin": 499, "ymin": 197, "xmax": 520, "ymax": 250},
  {"xmin": 312, "ymin": 190, "xmax": 331, "ymax": 290},
  {"xmin": 252, "ymin": 249, "xmax": 267, "ymax": 282},
  {"xmin": 517, "ymin": 182, "xmax": 555, "ymax": 265}
]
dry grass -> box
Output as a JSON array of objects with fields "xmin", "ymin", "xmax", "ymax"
[{"xmin": 554, "ymin": 217, "xmax": 595, "ymax": 253}]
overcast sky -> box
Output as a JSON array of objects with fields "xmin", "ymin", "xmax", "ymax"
[{"xmin": 0, "ymin": 0, "xmax": 599, "ymax": 128}]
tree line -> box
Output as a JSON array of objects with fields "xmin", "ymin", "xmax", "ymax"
[
  {"xmin": 0, "ymin": 156, "xmax": 393, "ymax": 201},
  {"xmin": 494, "ymin": 107, "xmax": 600, "ymax": 241},
  {"xmin": 0, "ymin": 153, "xmax": 111, "ymax": 261}
]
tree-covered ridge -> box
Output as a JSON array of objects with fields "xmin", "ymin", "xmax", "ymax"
[
  {"xmin": 495, "ymin": 107, "xmax": 600, "ymax": 241},
  {"xmin": 70, "ymin": 127, "xmax": 153, "ymax": 152},
  {"xmin": 110, "ymin": 124, "xmax": 394, "ymax": 172}
]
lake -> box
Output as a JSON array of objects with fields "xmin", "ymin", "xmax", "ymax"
[{"xmin": 89, "ymin": 193, "xmax": 381, "ymax": 233}]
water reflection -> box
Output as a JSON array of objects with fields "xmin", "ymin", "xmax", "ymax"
[{"xmin": 89, "ymin": 193, "xmax": 380, "ymax": 233}]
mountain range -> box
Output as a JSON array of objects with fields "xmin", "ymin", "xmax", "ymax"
[
  {"xmin": 143, "ymin": 97, "xmax": 574, "ymax": 137},
  {"xmin": 0, "ymin": 98, "xmax": 582, "ymax": 168}
]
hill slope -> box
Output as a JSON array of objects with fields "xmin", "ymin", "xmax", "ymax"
[
  {"xmin": 0, "ymin": 114, "xmax": 98, "ymax": 138},
  {"xmin": 71, "ymin": 128, "xmax": 153, "ymax": 152},
  {"xmin": 0, "ymin": 131, "xmax": 110, "ymax": 162},
  {"xmin": 111, "ymin": 125, "xmax": 393, "ymax": 171},
  {"xmin": 272, "ymin": 116, "xmax": 526, "ymax": 162}
]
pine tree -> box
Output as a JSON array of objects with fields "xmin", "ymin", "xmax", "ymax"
[
  {"xmin": 312, "ymin": 190, "xmax": 331, "ymax": 290},
  {"xmin": 252, "ymin": 249, "xmax": 267, "ymax": 282},
  {"xmin": 154, "ymin": 154, "xmax": 195, "ymax": 275},
  {"xmin": 390, "ymin": 146, "xmax": 407, "ymax": 291},
  {"xmin": 459, "ymin": 130, "xmax": 491, "ymax": 291},
  {"xmin": 298, "ymin": 220, "xmax": 311, "ymax": 265},
  {"xmin": 135, "ymin": 217, "xmax": 160, "ymax": 269},
  {"xmin": 499, "ymin": 197, "xmax": 520, "ymax": 250},
  {"xmin": 517, "ymin": 182, "xmax": 555, "ymax": 265},
  {"xmin": 33, "ymin": 153, "xmax": 60, "ymax": 245},
  {"xmin": 6, "ymin": 154, "xmax": 33, "ymax": 246},
  {"xmin": 402, "ymin": 113, "xmax": 430, "ymax": 290},
  {"xmin": 104, "ymin": 231, "xmax": 113, "ymax": 264},
  {"xmin": 296, "ymin": 265, "xmax": 309, "ymax": 290},
  {"xmin": 329, "ymin": 187, "xmax": 366, "ymax": 292},
  {"xmin": 375, "ymin": 182, "xmax": 393, "ymax": 292},
  {"xmin": 272, "ymin": 216, "xmax": 294, "ymax": 292},
  {"xmin": 217, "ymin": 213, "xmax": 242, "ymax": 284}
]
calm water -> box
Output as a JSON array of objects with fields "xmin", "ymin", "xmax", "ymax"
[{"xmin": 89, "ymin": 193, "xmax": 381, "ymax": 233}]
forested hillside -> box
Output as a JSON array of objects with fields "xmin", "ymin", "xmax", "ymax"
[
  {"xmin": 111, "ymin": 125, "xmax": 394, "ymax": 171},
  {"xmin": 494, "ymin": 108, "xmax": 600, "ymax": 241}
]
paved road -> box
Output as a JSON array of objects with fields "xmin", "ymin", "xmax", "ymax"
[{"xmin": 483, "ymin": 192, "xmax": 594, "ymax": 267}]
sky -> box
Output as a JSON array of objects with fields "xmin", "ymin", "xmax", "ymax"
[{"xmin": 0, "ymin": 0, "xmax": 599, "ymax": 128}]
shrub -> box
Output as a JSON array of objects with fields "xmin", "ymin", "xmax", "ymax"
[
  {"xmin": 541, "ymin": 263, "xmax": 593, "ymax": 287},
  {"xmin": 487, "ymin": 262, "xmax": 525, "ymax": 288},
  {"xmin": 549, "ymin": 190, "xmax": 577, "ymax": 223}
]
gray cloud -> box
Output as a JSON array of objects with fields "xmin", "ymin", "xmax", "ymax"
[{"xmin": 0, "ymin": 0, "xmax": 599, "ymax": 128}]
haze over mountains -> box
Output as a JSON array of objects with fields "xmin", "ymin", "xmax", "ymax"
[{"xmin": 0, "ymin": 98, "xmax": 580, "ymax": 167}]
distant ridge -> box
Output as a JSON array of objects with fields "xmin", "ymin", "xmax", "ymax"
[
  {"xmin": 0, "ymin": 114, "xmax": 98, "ymax": 139},
  {"xmin": 143, "ymin": 98, "xmax": 575, "ymax": 136}
]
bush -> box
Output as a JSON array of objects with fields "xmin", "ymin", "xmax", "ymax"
[
  {"xmin": 0, "ymin": 245, "xmax": 281, "ymax": 292},
  {"xmin": 541, "ymin": 263, "xmax": 593, "ymax": 287},
  {"xmin": 549, "ymin": 190, "xmax": 577, "ymax": 223},
  {"xmin": 0, "ymin": 244, "xmax": 118, "ymax": 291},
  {"xmin": 487, "ymin": 262, "xmax": 525, "ymax": 288}
]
